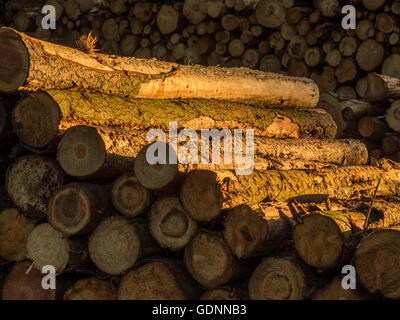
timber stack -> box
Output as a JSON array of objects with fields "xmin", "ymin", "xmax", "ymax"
[{"xmin": 0, "ymin": 0, "xmax": 399, "ymax": 301}]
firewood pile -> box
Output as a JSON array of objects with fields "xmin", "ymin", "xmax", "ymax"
[{"xmin": 0, "ymin": 1, "xmax": 399, "ymax": 301}]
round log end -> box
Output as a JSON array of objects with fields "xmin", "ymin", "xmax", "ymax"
[
  {"xmin": 0, "ymin": 28, "xmax": 29, "ymax": 94},
  {"xmin": 134, "ymin": 142, "xmax": 178, "ymax": 190},
  {"xmin": 26, "ymin": 223, "xmax": 70, "ymax": 273},
  {"xmin": 311, "ymin": 276, "xmax": 360, "ymax": 300},
  {"xmin": 184, "ymin": 231, "xmax": 234, "ymax": 289},
  {"xmin": 248, "ymin": 257, "xmax": 306, "ymax": 300},
  {"xmin": 111, "ymin": 173, "xmax": 152, "ymax": 217},
  {"xmin": 64, "ymin": 278, "xmax": 117, "ymax": 300},
  {"xmin": 293, "ymin": 213, "xmax": 344, "ymax": 271},
  {"xmin": 149, "ymin": 196, "xmax": 198, "ymax": 251},
  {"xmin": 13, "ymin": 93, "xmax": 60, "ymax": 149},
  {"xmin": 180, "ymin": 170, "xmax": 223, "ymax": 222},
  {"xmin": 57, "ymin": 125, "xmax": 106, "ymax": 177},
  {"xmin": 0, "ymin": 208, "xmax": 34, "ymax": 261},
  {"xmin": 88, "ymin": 217, "xmax": 141, "ymax": 275},
  {"xmin": 48, "ymin": 183, "xmax": 93, "ymax": 235},
  {"xmin": 2, "ymin": 261, "xmax": 56, "ymax": 300},
  {"xmin": 354, "ymin": 229, "xmax": 400, "ymax": 299}
]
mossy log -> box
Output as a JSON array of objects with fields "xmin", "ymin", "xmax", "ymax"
[
  {"xmin": 48, "ymin": 182, "xmax": 111, "ymax": 235},
  {"xmin": 13, "ymin": 90, "xmax": 336, "ymax": 150},
  {"xmin": 118, "ymin": 260, "xmax": 200, "ymax": 300},
  {"xmin": 354, "ymin": 229, "xmax": 400, "ymax": 299},
  {"xmin": 0, "ymin": 27, "xmax": 319, "ymax": 108},
  {"xmin": 184, "ymin": 230, "xmax": 253, "ymax": 289},
  {"xmin": 2, "ymin": 261, "xmax": 56, "ymax": 300},
  {"xmin": 64, "ymin": 278, "xmax": 117, "ymax": 300}
]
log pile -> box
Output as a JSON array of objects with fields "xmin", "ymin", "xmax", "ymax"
[{"xmin": 0, "ymin": 2, "xmax": 400, "ymax": 301}]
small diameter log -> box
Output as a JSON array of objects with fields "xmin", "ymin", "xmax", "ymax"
[
  {"xmin": 311, "ymin": 276, "xmax": 360, "ymax": 300},
  {"xmin": 358, "ymin": 116, "xmax": 389, "ymax": 140},
  {"xmin": 0, "ymin": 28, "xmax": 319, "ymax": 109},
  {"xmin": 64, "ymin": 278, "xmax": 117, "ymax": 300},
  {"xmin": 223, "ymin": 204, "xmax": 293, "ymax": 259},
  {"xmin": 149, "ymin": 196, "xmax": 198, "ymax": 251},
  {"xmin": 118, "ymin": 259, "xmax": 200, "ymax": 300},
  {"xmin": 366, "ymin": 73, "xmax": 400, "ymax": 101},
  {"xmin": 248, "ymin": 257, "xmax": 307, "ymax": 300},
  {"xmin": 5, "ymin": 154, "xmax": 66, "ymax": 218},
  {"xmin": 341, "ymin": 99, "xmax": 387, "ymax": 121},
  {"xmin": 200, "ymin": 287, "xmax": 242, "ymax": 300},
  {"xmin": 13, "ymin": 91, "xmax": 334, "ymax": 151},
  {"xmin": 313, "ymin": 0, "xmax": 340, "ymax": 17},
  {"xmin": 134, "ymin": 142, "xmax": 179, "ymax": 190},
  {"xmin": 111, "ymin": 172, "xmax": 152, "ymax": 217},
  {"xmin": 88, "ymin": 216, "xmax": 159, "ymax": 275},
  {"xmin": 180, "ymin": 170, "xmax": 223, "ymax": 222},
  {"xmin": 256, "ymin": 0, "xmax": 286, "ymax": 28},
  {"xmin": 26, "ymin": 223, "xmax": 70, "ymax": 273},
  {"xmin": 184, "ymin": 231, "xmax": 251, "ymax": 289},
  {"xmin": 0, "ymin": 208, "xmax": 34, "ymax": 261},
  {"xmin": 214, "ymin": 162, "xmax": 400, "ymax": 207},
  {"xmin": 48, "ymin": 182, "xmax": 111, "ymax": 235},
  {"xmin": 354, "ymin": 229, "xmax": 400, "ymax": 299},
  {"xmin": 2, "ymin": 261, "xmax": 56, "ymax": 300}
]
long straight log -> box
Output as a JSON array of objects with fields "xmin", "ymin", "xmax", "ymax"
[
  {"xmin": 0, "ymin": 28, "xmax": 319, "ymax": 108},
  {"xmin": 366, "ymin": 73, "xmax": 400, "ymax": 102},
  {"xmin": 13, "ymin": 91, "xmax": 336, "ymax": 150}
]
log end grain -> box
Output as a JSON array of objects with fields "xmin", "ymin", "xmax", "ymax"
[{"xmin": 311, "ymin": 276, "xmax": 360, "ymax": 300}]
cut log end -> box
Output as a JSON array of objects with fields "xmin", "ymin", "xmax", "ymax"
[
  {"xmin": 111, "ymin": 173, "xmax": 152, "ymax": 217},
  {"xmin": 354, "ymin": 229, "xmax": 400, "ymax": 299},
  {"xmin": 248, "ymin": 257, "xmax": 306, "ymax": 300},
  {"xmin": 184, "ymin": 231, "xmax": 234, "ymax": 289},
  {"xmin": 2, "ymin": 261, "xmax": 56, "ymax": 300},
  {"xmin": 0, "ymin": 28, "xmax": 29, "ymax": 94},
  {"xmin": 26, "ymin": 223, "xmax": 70, "ymax": 273},
  {"xmin": 64, "ymin": 278, "xmax": 117, "ymax": 300},
  {"xmin": 180, "ymin": 170, "xmax": 223, "ymax": 222},
  {"xmin": 311, "ymin": 276, "xmax": 360, "ymax": 300},
  {"xmin": 149, "ymin": 197, "xmax": 198, "ymax": 251},
  {"xmin": 88, "ymin": 217, "xmax": 141, "ymax": 275},
  {"xmin": 57, "ymin": 125, "xmax": 106, "ymax": 177},
  {"xmin": 134, "ymin": 142, "xmax": 178, "ymax": 190},
  {"xmin": 293, "ymin": 213, "xmax": 344, "ymax": 271}
]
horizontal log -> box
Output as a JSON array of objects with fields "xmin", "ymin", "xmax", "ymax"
[
  {"xmin": 366, "ymin": 72, "xmax": 400, "ymax": 102},
  {"xmin": 0, "ymin": 28, "xmax": 319, "ymax": 108}
]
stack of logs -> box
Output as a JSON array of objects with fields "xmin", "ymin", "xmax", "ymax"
[{"xmin": 0, "ymin": 25, "xmax": 400, "ymax": 300}]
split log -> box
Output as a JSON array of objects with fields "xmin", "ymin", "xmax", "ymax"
[
  {"xmin": 149, "ymin": 196, "xmax": 198, "ymax": 251},
  {"xmin": 5, "ymin": 154, "xmax": 66, "ymax": 218},
  {"xmin": 48, "ymin": 182, "xmax": 111, "ymax": 235},
  {"xmin": 2, "ymin": 261, "xmax": 56, "ymax": 300},
  {"xmin": 111, "ymin": 172, "xmax": 152, "ymax": 217},
  {"xmin": 223, "ymin": 204, "xmax": 293, "ymax": 259},
  {"xmin": 88, "ymin": 216, "xmax": 160, "ymax": 275},
  {"xmin": 354, "ymin": 229, "xmax": 400, "ymax": 299},
  {"xmin": 13, "ymin": 91, "xmax": 333, "ymax": 151},
  {"xmin": 118, "ymin": 260, "xmax": 200, "ymax": 300},
  {"xmin": 366, "ymin": 73, "xmax": 400, "ymax": 101},
  {"xmin": 64, "ymin": 278, "xmax": 117, "ymax": 300},
  {"xmin": 0, "ymin": 28, "xmax": 319, "ymax": 108},
  {"xmin": 0, "ymin": 208, "xmax": 34, "ymax": 261},
  {"xmin": 311, "ymin": 276, "xmax": 361, "ymax": 300},
  {"xmin": 184, "ymin": 231, "xmax": 252, "ymax": 288}
]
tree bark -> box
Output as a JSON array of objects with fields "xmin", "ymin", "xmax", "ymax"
[
  {"xmin": 366, "ymin": 73, "xmax": 400, "ymax": 102},
  {"xmin": 64, "ymin": 278, "xmax": 117, "ymax": 300},
  {"xmin": 0, "ymin": 28, "xmax": 319, "ymax": 109}
]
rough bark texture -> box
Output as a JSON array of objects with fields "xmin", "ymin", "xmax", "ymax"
[
  {"xmin": 0, "ymin": 28, "xmax": 319, "ymax": 109},
  {"xmin": 64, "ymin": 278, "xmax": 117, "ymax": 300},
  {"xmin": 366, "ymin": 73, "xmax": 400, "ymax": 102}
]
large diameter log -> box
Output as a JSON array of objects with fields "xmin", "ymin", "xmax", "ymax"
[
  {"xmin": 214, "ymin": 162, "xmax": 400, "ymax": 207},
  {"xmin": 0, "ymin": 208, "xmax": 34, "ymax": 261},
  {"xmin": 0, "ymin": 28, "xmax": 319, "ymax": 108},
  {"xmin": 13, "ymin": 91, "xmax": 335, "ymax": 150},
  {"xmin": 118, "ymin": 260, "xmax": 200, "ymax": 300},
  {"xmin": 184, "ymin": 231, "xmax": 252, "ymax": 289},
  {"xmin": 149, "ymin": 196, "xmax": 198, "ymax": 251},
  {"xmin": 88, "ymin": 216, "xmax": 160, "ymax": 275},
  {"xmin": 223, "ymin": 204, "xmax": 293, "ymax": 259},
  {"xmin": 64, "ymin": 278, "xmax": 117, "ymax": 300},
  {"xmin": 354, "ymin": 229, "xmax": 400, "ymax": 299},
  {"xmin": 366, "ymin": 73, "xmax": 400, "ymax": 102},
  {"xmin": 311, "ymin": 276, "xmax": 361, "ymax": 300},
  {"xmin": 111, "ymin": 172, "xmax": 152, "ymax": 217},
  {"xmin": 48, "ymin": 182, "xmax": 111, "ymax": 235},
  {"xmin": 5, "ymin": 154, "xmax": 66, "ymax": 218},
  {"xmin": 2, "ymin": 261, "xmax": 56, "ymax": 300}
]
